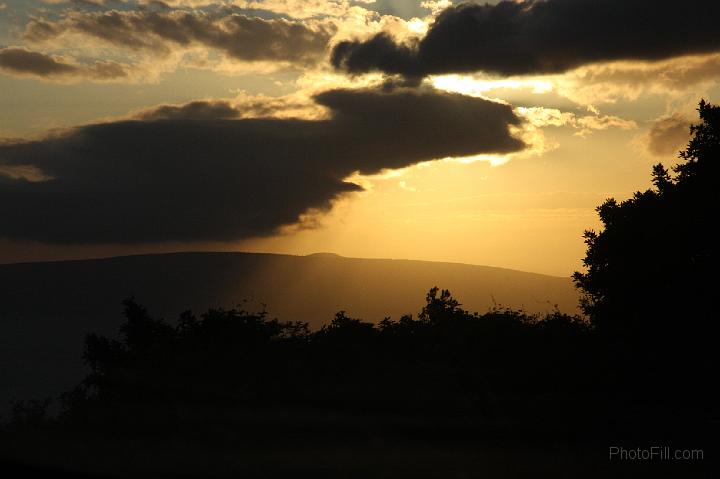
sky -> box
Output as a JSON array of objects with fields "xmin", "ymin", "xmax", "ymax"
[{"xmin": 1, "ymin": 0, "xmax": 719, "ymax": 276}]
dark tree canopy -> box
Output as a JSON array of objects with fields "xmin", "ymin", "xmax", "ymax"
[
  {"xmin": 573, "ymin": 101, "xmax": 719, "ymax": 340},
  {"xmin": 24, "ymin": 290, "xmax": 595, "ymax": 440}
]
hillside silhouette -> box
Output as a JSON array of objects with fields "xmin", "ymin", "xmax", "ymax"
[{"xmin": 0, "ymin": 253, "xmax": 577, "ymax": 412}]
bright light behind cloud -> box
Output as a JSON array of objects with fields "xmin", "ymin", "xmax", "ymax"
[{"xmin": 431, "ymin": 74, "xmax": 554, "ymax": 98}]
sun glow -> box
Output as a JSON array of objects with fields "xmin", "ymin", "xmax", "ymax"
[{"xmin": 431, "ymin": 74, "xmax": 554, "ymax": 98}]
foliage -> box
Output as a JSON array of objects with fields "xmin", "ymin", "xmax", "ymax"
[
  {"xmin": 573, "ymin": 101, "xmax": 718, "ymax": 340},
  {"xmin": 33, "ymin": 289, "xmax": 595, "ymax": 437}
]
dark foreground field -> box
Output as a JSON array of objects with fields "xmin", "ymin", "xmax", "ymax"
[{"xmin": 3, "ymin": 411, "xmax": 714, "ymax": 478}]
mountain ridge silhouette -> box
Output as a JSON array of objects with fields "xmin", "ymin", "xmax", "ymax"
[{"xmin": 0, "ymin": 251, "xmax": 578, "ymax": 414}]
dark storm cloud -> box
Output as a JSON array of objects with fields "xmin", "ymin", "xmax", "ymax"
[
  {"xmin": 0, "ymin": 88, "xmax": 523, "ymax": 244},
  {"xmin": 332, "ymin": 0, "xmax": 720, "ymax": 77},
  {"xmin": 25, "ymin": 10, "xmax": 334, "ymax": 65},
  {"xmin": 0, "ymin": 47, "xmax": 127, "ymax": 79}
]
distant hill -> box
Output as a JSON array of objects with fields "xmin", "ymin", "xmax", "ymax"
[{"xmin": 0, "ymin": 252, "xmax": 579, "ymax": 413}]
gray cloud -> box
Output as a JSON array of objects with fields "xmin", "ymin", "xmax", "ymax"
[
  {"xmin": 332, "ymin": 0, "xmax": 720, "ymax": 78},
  {"xmin": 137, "ymin": 100, "xmax": 241, "ymax": 120},
  {"xmin": 646, "ymin": 114, "xmax": 691, "ymax": 157},
  {"xmin": 0, "ymin": 47, "xmax": 127, "ymax": 80},
  {"xmin": 0, "ymin": 87, "xmax": 524, "ymax": 244},
  {"xmin": 26, "ymin": 10, "xmax": 334, "ymax": 65}
]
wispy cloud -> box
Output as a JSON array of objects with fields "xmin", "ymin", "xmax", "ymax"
[{"xmin": 0, "ymin": 46, "xmax": 128, "ymax": 81}]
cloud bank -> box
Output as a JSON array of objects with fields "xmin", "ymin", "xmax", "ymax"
[
  {"xmin": 332, "ymin": 0, "xmax": 720, "ymax": 77},
  {"xmin": 0, "ymin": 87, "xmax": 523, "ymax": 244}
]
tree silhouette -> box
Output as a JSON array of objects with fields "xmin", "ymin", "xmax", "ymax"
[
  {"xmin": 11, "ymin": 287, "xmax": 598, "ymax": 440},
  {"xmin": 418, "ymin": 287, "xmax": 464, "ymax": 323},
  {"xmin": 573, "ymin": 101, "xmax": 718, "ymax": 341},
  {"xmin": 572, "ymin": 101, "xmax": 718, "ymax": 409}
]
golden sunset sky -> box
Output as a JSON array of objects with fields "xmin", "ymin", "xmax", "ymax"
[{"xmin": 2, "ymin": 0, "xmax": 718, "ymax": 275}]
